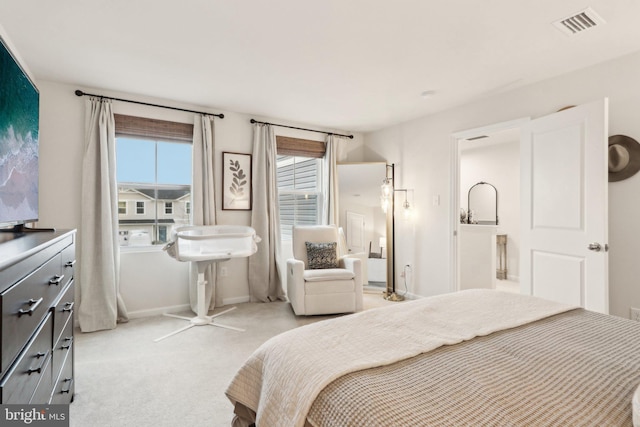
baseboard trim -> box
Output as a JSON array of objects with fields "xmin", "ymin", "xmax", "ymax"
[
  {"xmin": 223, "ymin": 295, "xmax": 251, "ymax": 305},
  {"xmin": 127, "ymin": 304, "xmax": 191, "ymax": 319},
  {"xmin": 107, "ymin": 298, "xmax": 252, "ymax": 321},
  {"xmin": 402, "ymin": 291, "xmax": 422, "ymax": 300}
]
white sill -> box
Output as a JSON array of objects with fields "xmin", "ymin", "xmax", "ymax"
[{"xmin": 120, "ymin": 245, "xmax": 166, "ymax": 254}]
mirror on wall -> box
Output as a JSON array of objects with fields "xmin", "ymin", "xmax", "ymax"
[
  {"xmin": 337, "ymin": 162, "xmax": 388, "ymax": 288},
  {"xmin": 466, "ymin": 181, "xmax": 498, "ymax": 225}
]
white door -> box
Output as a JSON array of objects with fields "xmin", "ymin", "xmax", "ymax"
[
  {"xmin": 520, "ymin": 99, "xmax": 608, "ymax": 313},
  {"xmin": 345, "ymin": 211, "xmax": 366, "ymax": 254}
]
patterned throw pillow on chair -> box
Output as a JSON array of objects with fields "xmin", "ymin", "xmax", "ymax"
[{"xmin": 305, "ymin": 242, "xmax": 339, "ymax": 269}]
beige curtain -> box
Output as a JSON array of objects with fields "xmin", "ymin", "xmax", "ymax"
[
  {"xmin": 248, "ymin": 123, "xmax": 285, "ymax": 302},
  {"xmin": 78, "ymin": 98, "xmax": 128, "ymax": 332},
  {"xmin": 190, "ymin": 114, "xmax": 219, "ymax": 311},
  {"xmin": 324, "ymin": 134, "xmax": 340, "ymax": 225}
]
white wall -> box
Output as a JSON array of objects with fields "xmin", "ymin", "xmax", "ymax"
[
  {"xmin": 35, "ymin": 80, "xmax": 364, "ymax": 317},
  {"xmin": 460, "ymin": 141, "xmax": 520, "ymax": 280},
  {"xmin": 364, "ymin": 50, "xmax": 640, "ymax": 319},
  {"xmin": 28, "ymin": 37, "xmax": 640, "ymax": 319}
]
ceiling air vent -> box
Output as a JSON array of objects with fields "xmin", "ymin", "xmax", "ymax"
[{"xmin": 553, "ymin": 7, "xmax": 606, "ymax": 36}]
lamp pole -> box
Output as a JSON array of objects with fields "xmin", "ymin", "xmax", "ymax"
[{"xmin": 384, "ymin": 164, "xmax": 404, "ymax": 302}]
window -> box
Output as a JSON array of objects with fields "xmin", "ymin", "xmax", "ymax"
[
  {"xmin": 115, "ymin": 114, "xmax": 193, "ymax": 247},
  {"xmin": 185, "ymin": 201, "xmax": 191, "ymax": 215},
  {"xmin": 275, "ymin": 136, "xmax": 326, "ymax": 240}
]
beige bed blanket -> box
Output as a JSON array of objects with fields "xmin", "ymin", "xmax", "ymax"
[
  {"xmin": 309, "ymin": 308, "xmax": 640, "ymax": 426},
  {"xmin": 225, "ymin": 290, "xmax": 575, "ymax": 427}
]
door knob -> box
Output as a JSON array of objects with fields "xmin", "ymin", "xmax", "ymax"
[{"xmin": 587, "ymin": 242, "xmax": 602, "ymax": 252}]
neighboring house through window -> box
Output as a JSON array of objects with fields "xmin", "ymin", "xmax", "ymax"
[{"xmin": 115, "ymin": 114, "xmax": 193, "ymax": 247}]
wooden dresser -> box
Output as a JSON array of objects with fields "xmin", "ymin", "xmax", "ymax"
[{"xmin": 0, "ymin": 229, "xmax": 76, "ymax": 404}]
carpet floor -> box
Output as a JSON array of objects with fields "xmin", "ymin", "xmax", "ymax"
[{"xmin": 69, "ymin": 291, "xmax": 395, "ymax": 427}]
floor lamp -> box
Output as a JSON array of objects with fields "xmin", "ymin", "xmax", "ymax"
[{"xmin": 381, "ymin": 164, "xmax": 412, "ymax": 302}]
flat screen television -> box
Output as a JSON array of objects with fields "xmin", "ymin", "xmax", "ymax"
[{"xmin": 0, "ymin": 35, "xmax": 39, "ymax": 230}]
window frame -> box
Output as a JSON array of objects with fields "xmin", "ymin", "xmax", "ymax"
[
  {"xmin": 135, "ymin": 201, "xmax": 146, "ymax": 215},
  {"xmin": 275, "ymin": 136, "xmax": 326, "ymax": 241},
  {"xmin": 115, "ymin": 114, "xmax": 194, "ymax": 249}
]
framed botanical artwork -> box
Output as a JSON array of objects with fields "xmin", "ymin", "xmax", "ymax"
[{"xmin": 222, "ymin": 152, "xmax": 252, "ymax": 210}]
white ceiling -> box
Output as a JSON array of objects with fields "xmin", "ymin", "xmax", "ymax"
[{"xmin": 2, "ymin": 1, "xmax": 640, "ymax": 133}]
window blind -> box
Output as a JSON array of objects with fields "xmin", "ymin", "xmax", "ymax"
[
  {"xmin": 276, "ymin": 135, "xmax": 325, "ymax": 158},
  {"xmin": 114, "ymin": 114, "xmax": 194, "ymax": 143},
  {"xmin": 277, "ymin": 156, "xmax": 322, "ymax": 239}
]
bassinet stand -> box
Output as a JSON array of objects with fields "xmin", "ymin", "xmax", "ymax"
[{"xmin": 154, "ymin": 225, "xmax": 259, "ymax": 342}]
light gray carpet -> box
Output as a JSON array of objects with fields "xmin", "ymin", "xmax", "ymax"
[{"xmin": 70, "ymin": 291, "xmax": 395, "ymax": 427}]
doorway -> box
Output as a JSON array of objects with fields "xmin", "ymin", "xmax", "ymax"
[
  {"xmin": 450, "ymin": 100, "xmax": 609, "ymax": 313},
  {"xmin": 345, "ymin": 211, "xmax": 366, "ymax": 254},
  {"xmin": 451, "ymin": 118, "xmax": 529, "ymax": 294}
]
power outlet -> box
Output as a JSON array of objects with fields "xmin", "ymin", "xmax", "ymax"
[
  {"xmin": 400, "ymin": 264, "xmax": 411, "ymax": 278},
  {"xmin": 220, "ymin": 266, "xmax": 228, "ymax": 277},
  {"xmin": 631, "ymin": 307, "xmax": 640, "ymax": 322}
]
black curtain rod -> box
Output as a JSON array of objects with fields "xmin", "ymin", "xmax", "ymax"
[
  {"xmin": 250, "ymin": 118, "xmax": 353, "ymax": 139},
  {"xmin": 74, "ymin": 90, "xmax": 224, "ymax": 118}
]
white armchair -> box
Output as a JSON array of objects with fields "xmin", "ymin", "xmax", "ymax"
[{"xmin": 287, "ymin": 225, "xmax": 363, "ymax": 316}]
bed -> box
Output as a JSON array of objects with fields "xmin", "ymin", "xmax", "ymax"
[{"xmin": 225, "ymin": 290, "xmax": 640, "ymax": 427}]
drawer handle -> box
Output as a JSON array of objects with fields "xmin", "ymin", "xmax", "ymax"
[
  {"xmin": 62, "ymin": 301, "xmax": 75, "ymax": 313},
  {"xmin": 61, "ymin": 377, "xmax": 74, "ymax": 394},
  {"xmin": 18, "ymin": 297, "xmax": 44, "ymax": 317},
  {"xmin": 64, "ymin": 260, "xmax": 76, "ymax": 268},
  {"xmin": 49, "ymin": 275, "xmax": 65, "ymax": 286},
  {"xmin": 61, "ymin": 337, "xmax": 73, "ymax": 350},
  {"xmin": 27, "ymin": 351, "xmax": 49, "ymax": 375}
]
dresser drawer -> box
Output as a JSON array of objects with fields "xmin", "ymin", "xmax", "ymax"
[
  {"xmin": 0, "ymin": 234, "xmax": 72, "ymax": 294},
  {"xmin": 29, "ymin": 355, "xmax": 52, "ymax": 404},
  {"xmin": 0, "ymin": 313, "xmax": 52, "ymax": 404},
  {"xmin": 1, "ymin": 254, "xmax": 63, "ymax": 374},
  {"xmin": 52, "ymin": 316, "xmax": 73, "ymax": 380},
  {"xmin": 60, "ymin": 244, "xmax": 76, "ymax": 289},
  {"xmin": 53, "ymin": 281, "xmax": 74, "ymax": 346},
  {"xmin": 50, "ymin": 349, "xmax": 73, "ymax": 405}
]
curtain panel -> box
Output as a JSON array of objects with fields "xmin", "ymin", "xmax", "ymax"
[
  {"xmin": 190, "ymin": 114, "xmax": 219, "ymax": 311},
  {"xmin": 249, "ymin": 124, "xmax": 286, "ymax": 302},
  {"xmin": 78, "ymin": 98, "xmax": 129, "ymax": 332}
]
